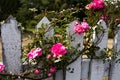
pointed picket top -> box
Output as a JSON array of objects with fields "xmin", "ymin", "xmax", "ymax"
[
  {"xmin": 66, "ymin": 20, "xmax": 84, "ymax": 50},
  {"xmin": 4, "ymin": 15, "xmax": 18, "ymax": 28},
  {"xmin": 81, "ymin": 59, "xmax": 90, "ymax": 80},
  {"xmin": 36, "ymin": 16, "xmax": 54, "ymax": 38},
  {"xmin": 113, "ymin": 23, "xmax": 120, "ymax": 52},
  {"xmin": 110, "ymin": 23, "xmax": 120, "ymax": 80},
  {"xmin": 66, "ymin": 20, "xmax": 83, "ymax": 80},
  {"xmin": 89, "ymin": 19, "xmax": 109, "ymax": 80},
  {"xmin": 36, "ymin": 16, "xmax": 50, "ymax": 30},
  {"xmin": 5, "ymin": 15, "xmax": 15, "ymax": 23},
  {"xmin": 93, "ymin": 19, "xmax": 109, "ymax": 56}
]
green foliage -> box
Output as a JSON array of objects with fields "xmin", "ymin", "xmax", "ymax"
[
  {"xmin": 0, "ymin": 0, "xmax": 20, "ymax": 21},
  {"xmin": 14, "ymin": 0, "xmax": 90, "ymax": 30},
  {"xmin": 105, "ymin": 1, "xmax": 120, "ymax": 38}
]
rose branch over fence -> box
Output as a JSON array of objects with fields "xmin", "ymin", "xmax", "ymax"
[{"xmin": 0, "ymin": 16, "xmax": 120, "ymax": 80}]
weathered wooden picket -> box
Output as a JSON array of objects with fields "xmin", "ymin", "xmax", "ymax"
[{"xmin": 0, "ymin": 16, "xmax": 120, "ymax": 80}]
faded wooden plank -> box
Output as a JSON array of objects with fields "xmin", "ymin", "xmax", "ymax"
[
  {"xmin": 89, "ymin": 59, "xmax": 105, "ymax": 80},
  {"xmin": 66, "ymin": 20, "xmax": 83, "ymax": 80},
  {"xmin": 38, "ymin": 16, "xmax": 54, "ymax": 80},
  {"xmin": 110, "ymin": 24, "xmax": 120, "ymax": 80},
  {"xmin": 81, "ymin": 59, "xmax": 110, "ymax": 80},
  {"xmin": 82, "ymin": 59, "xmax": 90, "ymax": 80},
  {"xmin": 103, "ymin": 61, "xmax": 110, "ymax": 78},
  {"xmin": 89, "ymin": 19, "xmax": 109, "ymax": 80},
  {"xmin": 1, "ymin": 16, "xmax": 23, "ymax": 74},
  {"xmin": 44, "ymin": 70, "xmax": 64, "ymax": 80},
  {"xmin": 55, "ymin": 70, "xmax": 64, "ymax": 80},
  {"xmin": 94, "ymin": 19, "xmax": 109, "ymax": 56}
]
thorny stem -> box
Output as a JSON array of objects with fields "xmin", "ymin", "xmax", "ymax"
[{"xmin": 0, "ymin": 70, "xmax": 48, "ymax": 80}]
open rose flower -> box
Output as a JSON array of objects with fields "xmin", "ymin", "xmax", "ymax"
[
  {"xmin": 0, "ymin": 64, "xmax": 5, "ymax": 72},
  {"xmin": 27, "ymin": 48, "xmax": 42, "ymax": 59},
  {"xmin": 74, "ymin": 24, "xmax": 84, "ymax": 35},
  {"xmin": 88, "ymin": 2, "xmax": 97, "ymax": 9},
  {"xmin": 51, "ymin": 43, "xmax": 67, "ymax": 57},
  {"xmin": 34, "ymin": 48, "xmax": 42, "ymax": 56},
  {"xmin": 87, "ymin": 0, "xmax": 105, "ymax": 10}
]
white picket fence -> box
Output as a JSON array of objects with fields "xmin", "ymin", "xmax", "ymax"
[{"xmin": 0, "ymin": 16, "xmax": 120, "ymax": 80}]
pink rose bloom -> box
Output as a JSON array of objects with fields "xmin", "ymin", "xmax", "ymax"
[
  {"xmin": 27, "ymin": 48, "xmax": 42, "ymax": 59},
  {"xmin": 0, "ymin": 64, "xmax": 5, "ymax": 72},
  {"xmin": 88, "ymin": 0, "xmax": 105, "ymax": 10},
  {"xmin": 93, "ymin": 0, "xmax": 98, "ymax": 3},
  {"xmin": 97, "ymin": 0, "xmax": 105, "ymax": 9},
  {"xmin": 51, "ymin": 43, "xmax": 67, "ymax": 57},
  {"xmin": 81, "ymin": 22, "xmax": 89, "ymax": 31},
  {"xmin": 34, "ymin": 48, "xmax": 42, "ymax": 56},
  {"xmin": 89, "ymin": 2, "xmax": 97, "ymax": 9},
  {"xmin": 74, "ymin": 24, "xmax": 84, "ymax": 35},
  {"xmin": 94, "ymin": 3, "xmax": 100, "ymax": 9},
  {"xmin": 27, "ymin": 50, "xmax": 35, "ymax": 59},
  {"xmin": 50, "ymin": 66, "xmax": 56, "ymax": 73}
]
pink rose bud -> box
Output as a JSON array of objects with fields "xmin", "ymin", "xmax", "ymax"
[
  {"xmin": 34, "ymin": 69, "xmax": 40, "ymax": 75},
  {"xmin": 75, "ymin": 21, "xmax": 80, "ymax": 26},
  {"xmin": 115, "ymin": 18, "xmax": 120, "ymax": 23},
  {"xmin": 53, "ymin": 54, "xmax": 57, "ymax": 58},
  {"xmin": 48, "ymin": 73, "xmax": 53, "ymax": 77},
  {"xmin": 47, "ymin": 54, "xmax": 52, "ymax": 59}
]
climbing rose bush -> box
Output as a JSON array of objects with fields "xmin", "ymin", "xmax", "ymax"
[
  {"xmin": 26, "ymin": 43, "xmax": 67, "ymax": 78},
  {"xmin": 23, "ymin": 19, "xmax": 90, "ymax": 79},
  {"xmin": 0, "ymin": 64, "xmax": 5, "ymax": 72}
]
